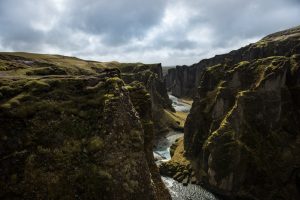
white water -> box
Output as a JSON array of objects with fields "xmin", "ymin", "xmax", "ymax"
[
  {"xmin": 162, "ymin": 176, "xmax": 219, "ymax": 200},
  {"xmin": 154, "ymin": 131, "xmax": 183, "ymax": 162},
  {"xmin": 153, "ymin": 95, "xmax": 219, "ymax": 200},
  {"xmin": 168, "ymin": 95, "xmax": 192, "ymax": 112}
]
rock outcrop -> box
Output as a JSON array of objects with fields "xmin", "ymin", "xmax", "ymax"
[
  {"xmin": 0, "ymin": 53, "xmax": 171, "ymax": 200},
  {"xmin": 159, "ymin": 137, "xmax": 197, "ymax": 186},
  {"xmin": 118, "ymin": 63, "xmax": 177, "ymax": 135},
  {"xmin": 182, "ymin": 26, "xmax": 300, "ymax": 199}
]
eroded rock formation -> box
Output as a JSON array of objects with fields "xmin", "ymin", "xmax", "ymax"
[
  {"xmin": 118, "ymin": 63, "xmax": 177, "ymax": 134},
  {"xmin": 0, "ymin": 53, "xmax": 171, "ymax": 200}
]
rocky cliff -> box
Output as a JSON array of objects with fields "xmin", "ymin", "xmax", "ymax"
[
  {"xmin": 0, "ymin": 53, "xmax": 171, "ymax": 200},
  {"xmin": 165, "ymin": 26, "xmax": 300, "ymax": 98},
  {"xmin": 165, "ymin": 64, "xmax": 205, "ymax": 98},
  {"xmin": 117, "ymin": 63, "xmax": 178, "ymax": 134},
  {"xmin": 183, "ymin": 27, "xmax": 300, "ymax": 199}
]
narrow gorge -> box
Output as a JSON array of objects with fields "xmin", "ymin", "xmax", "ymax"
[
  {"xmin": 0, "ymin": 25, "xmax": 300, "ymax": 200},
  {"xmin": 163, "ymin": 26, "xmax": 300, "ymax": 200}
]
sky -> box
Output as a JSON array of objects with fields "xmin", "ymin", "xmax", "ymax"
[{"xmin": 0, "ymin": 0, "xmax": 300, "ymax": 66}]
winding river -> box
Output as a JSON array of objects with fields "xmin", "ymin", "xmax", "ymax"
[{"xmin": 154, "ymin": 95, "xmax": 219, "ymax": 200}]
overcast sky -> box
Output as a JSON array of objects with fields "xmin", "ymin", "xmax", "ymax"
[{"xmin": 0, "ymin": 0, "xmax": 300, "ymax": 65}]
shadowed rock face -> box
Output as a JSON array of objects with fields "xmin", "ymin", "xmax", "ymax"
[
  {"xmin": 184, "ymin": 26, "xmax": 300, "ymax": 199},
  {"xmin": 165, "ymin": 26, "xmax": 300, "ymax": 98},
  {"xmin": 165, "ymin": 65, "xmax": 205, "ymax": 98},
  {"xmin": 119, "ymin": 63, "xmax": 175, "ymax": 135},
  {"xmin": 0, "ymin": 53, "xmax": 171, "ymax": 200}
]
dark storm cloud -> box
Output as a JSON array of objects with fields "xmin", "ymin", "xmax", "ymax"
[
  {"xmin": 0, "ymin": 0, "xmax": 167, "ymax": 49},
  {"xmin": 0, "ymin": 0, "xmax": 300, "ymax": 65}
]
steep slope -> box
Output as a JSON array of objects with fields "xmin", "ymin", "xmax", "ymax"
[
  {"xmin": 165, "ymin": 64, "xmax": 205, "ymax": 98},
  {"xmin": 118, "ymin": 63, "xmax": 178, "ymax": 134},
  {"xmin": 163, "ymin": 26, "xmax": 300, "ymax": 199},
  {"xmin": 0, "ymin": 53, "xmax": 171, "ymax": 200}
]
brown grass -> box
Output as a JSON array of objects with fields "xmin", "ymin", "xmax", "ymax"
[{"xmin": 164, "ymin": 110, "xmax": 188, "ymax": 128}]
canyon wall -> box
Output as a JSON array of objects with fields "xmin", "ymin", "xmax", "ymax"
[
  {"xmin": 165, "ymin": 26, "xmax": 300, "ymax": 98},
  {"xmin": 160, "ymin": 26, "xmax": 300, "ymax": 200},
  {"xmin": 165, "ymin": 64, "xmax": 205, "ymax": 98},
  {"xmin": 183, "ymin": 26, "xmax": 300, "ymax": 199},
  {"xmin": 0, "ymin": 53, "xmax": 171, "ymax": 200}
]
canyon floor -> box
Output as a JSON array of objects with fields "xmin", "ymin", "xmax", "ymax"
[{"xmin": 154, "ymin": 95, "xmax": 220, "ymax": 200}]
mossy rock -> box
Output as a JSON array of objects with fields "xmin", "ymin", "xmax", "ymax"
[{"xmin": 0, "ymin": 52, "xmax": 172, "ymax": 200}]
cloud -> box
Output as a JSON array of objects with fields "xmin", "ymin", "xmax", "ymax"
[
  {"xmin": 0, "ymin": 0, "xmax": 299, "ymax": 65},
  {"xmin": 64, "ymin": 0, "xmax": 167, "ymax": 45}
]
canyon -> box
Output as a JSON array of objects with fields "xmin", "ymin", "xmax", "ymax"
[{"xmin": 0, "ymin": 25, "xmax": 300, "ymax": 200}]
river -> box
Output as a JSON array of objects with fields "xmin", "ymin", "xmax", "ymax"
[{"xmin": 154, "ymin": 95, "xmax": 219, "ymax": 200}]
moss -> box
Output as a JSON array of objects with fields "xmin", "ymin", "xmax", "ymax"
[
  {"xmin": 229, "ymin": 61, "xmax": 250, "ymax": 73},
  {"xmin": 0, "ymin": 93, "xmax": 30, "ymax": 110},
  {"xmin": 164, "ymin": 109, "xmax": 187, "ymax": 128},
  {"xmin": 62, "ymin": 139, "xmax": 82, "ymax": 153},
  {"xmin": 86, "ymin": 136, "xmax": 104, "ymax": 153},
  {"xmin": 0, "ymin": 65, "xmax": 9, "ymax": 71},
  {"xmin": 106, "ymin": 77, "xmax": 123, "ymax": 84},
  {"xmin": 96, "ymin": 169, "xmax": 112, "ymax": 180},
  {"xmin": 203, "ymin": 81, "xmax": 227, "ymax": 113},
  {"xmin": 0, "ymin": 85, "xmax": 15, "ymax": 96},
  {"xmin": 0, "ymin": 102, "xmax": 12, "ymax": 110},
  {"xmin": 86, "ymin": 81, "xmax": 106, "ymax": 92},
  {"xmin": 24, "ymin": 80, "xmax": 50, "ymax": 93},
  {"xmin": 104, "ymin": 94, "xmax": 115, "ymax": 99},
  {"xmin": 117, "ymin": 63, "xmax": 148, "ymax": 73},
  {"xmin": 130, "ymin": 129, "xmax": 143, "ymax": 149},
  {"xmin": 254, "ymin": 40, "xmax": 268, "ymax": 48},
  {"xmin": 290, "ymin": 54, "xmax": 300, "ymax": 74},
  {"xmin": 207, "ymin": 64, "xmax": 222, "ymax": 72},
  {"xmin": 124, "ymin": 85, "xmax": 134, "ymax": 91}
]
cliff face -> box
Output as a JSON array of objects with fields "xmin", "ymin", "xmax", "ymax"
[
  {"xmin": 0, "ymin": 53, "xmax": 171, "ymax": 200},
  {"xmin": 165, "ymin": 26, "xmax": 300, "ymax": 98},
  {"xmin": 118, "ymin": 63, "xmax": 177, "ymax": 135},
  {"xmin": 165, "ymin": 65, "xmax": 205, "ymax": 98},
  {"xmin": 184, "ymin": 26, "xmax": 300, "ymax": 199}
]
